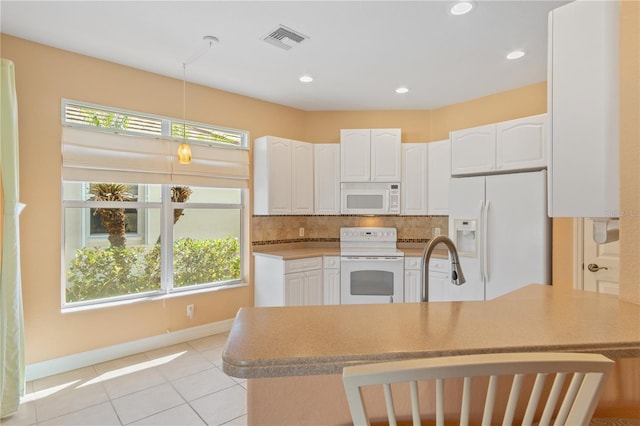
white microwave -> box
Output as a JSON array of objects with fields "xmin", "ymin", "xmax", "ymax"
[{"xmin": 340, "ymin": 182, "xmax": 400, "ymax": 215}]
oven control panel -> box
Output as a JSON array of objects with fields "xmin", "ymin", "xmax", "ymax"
[{"xmin": 340, "ymin": 227, "xmax": 397, "ymax": 242}]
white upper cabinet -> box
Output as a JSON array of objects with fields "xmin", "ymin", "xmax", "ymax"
[
  {"xmin": 254, "ymin": 136, "xmax": 314, "ymax": 215},
  {"xmin": 401, "ymin": 143, "xmax": 428, "ymax": 215},
  {"xmin": 291, "ymin": 141, "xmax": 314, "ymax": 214},
  {"xmin": 341, "ymin": 128, "xmax": 401, "ymax": 182},
  {"xmin": 371, "ymin": 129, "xmax": 402, "ymax": 182},
  {"xmin": 496, "ymin": 114, "xmax": 547, "ymax": 171},
  {"xmin": 427, "ymin": 139, "xmax": 450, "ymax": 215},
  {"xmin": 548, "ymin": 0, "xmax": 619, "ymax": 218},
  {"xmin": 450, "ymin": 114, "xmax": 547, "ymax": 176},
  {"xmin": 314, "ymin": 144, "xmax": 341, "ymax": 215},
  {"xmin": 450, "ymin": 124, "xmax": 496, "ymax": 176}
]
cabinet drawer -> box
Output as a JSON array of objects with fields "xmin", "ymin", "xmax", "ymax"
[
  {"xmin": 404, "ymin": 257, "xmax": 422, "ymax": 270},
  {"xmin": 285, "ymin": 257, "xmax": 322, "ymax": 274},
  {"xmin": 323, "ymin": 256, "xmax": 340, "ymax": 269}
]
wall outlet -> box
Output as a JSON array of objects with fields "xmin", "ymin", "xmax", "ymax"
[
  {"xmin": 186, "ymin": 304, "xmax": 194, "ymax": 319},
  {"xmin": 299, "ymin": 227, "xmax": 305, "ymax": 237},
  {"xmin": 434, "ymin": 227, "xmax": 441, "ymax": 236}
]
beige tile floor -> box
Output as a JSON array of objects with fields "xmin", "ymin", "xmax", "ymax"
[{"xmin": 2, "ymin": 333, "xmax": 247, "ymax": 426}]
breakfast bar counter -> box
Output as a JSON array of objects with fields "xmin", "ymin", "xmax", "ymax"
[
  {"xmin": 222, "ymin": 285, "xmax": 640, "ymax": 424},
  {"xmin": 223, "ymin": 284, "xmax": 639, "ymax": 378}
]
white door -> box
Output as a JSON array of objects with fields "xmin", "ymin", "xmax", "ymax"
[
  {"xmin": 427, "ymin": 139, "xmax": 450, "ymax": 215},
  {"xmin": 291, "ymin": 141, "xmax": 314, "ymax": 214},
  {"xmin": 284, "ymin": 273, "xmax": 305, "ymax": 306},
  {"xmin": 267, "ymin": 137, "xmax": 292, "ymax": 214},
  {"xmin": 582, "ymin": 218, "xmax": 620, "ymax": 295},
  {"xmin": 450, "ymin": 124, "xmax": 496, "ymax": 176},
  {"xmin": 304, "ymin": 269, "xmax": 323, "ymax": 305},
  {"xmin": 484, "ymin": 171, "xmax": 550, "ymax": 299},
  {"xmin": 401, "ymin": 143, "xmax": 428, "ymax": 215},
  {"xmin": 371, "ymin": 129, "xmax": 401, "ymax": 182},
  {"xmin": 447, "ymin": 176, "xmax": 485, "ymax": 301},
  {"xmin": 341, "ymin": 129, "xmax": 371, "ymax": 181},
  {"xmin": 314, "ymin": 144, "xmax": 341, "ymax": 215}
]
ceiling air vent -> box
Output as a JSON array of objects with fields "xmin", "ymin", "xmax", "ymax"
[{"xmin": 263, "ymin": 25, "xmax": 308, "ymax": 51}]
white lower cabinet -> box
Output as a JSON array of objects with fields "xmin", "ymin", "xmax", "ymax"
[
  {"xmin": 323, "ymin": 256, "xmax": 341, "ymax": 305},
  {"xmin": 404, "ymin": 257, "xmax": 423, "ymax": 303},
  {"xmin": 285, "ymin": 269, "xmax": 323, "ymax": 306},
  {"xmin": 254, "ymin": 256, "xmax": 323, "ymax": 307}
]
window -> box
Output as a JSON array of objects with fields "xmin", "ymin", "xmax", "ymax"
[
  {"xmin": 61, "ymin": 100, "xmax": 249, "ymax": 308},
  {"xmin": 63, "ymin": 183, "xmax": 242, "ymax": 305},
  {"xmin": 63, "ymin": 100, "xmax": 247, "ymax": 148}
]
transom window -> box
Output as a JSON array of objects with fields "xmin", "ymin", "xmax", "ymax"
[{"xmin": 63, "ymin": 99, "xmax": 247, "ymax": 148}]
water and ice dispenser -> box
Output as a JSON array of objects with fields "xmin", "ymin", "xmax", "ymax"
[{"xmin": 453, "ymin": 219, "xmax": 477, "ymax": 257}]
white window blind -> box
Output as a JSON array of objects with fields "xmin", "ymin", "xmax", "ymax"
[{"xmin": 62, "ymin": 127, "xmax": 249, "ymax": 188}]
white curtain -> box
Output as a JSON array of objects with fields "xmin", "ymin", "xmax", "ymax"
[
  {"xmin": 62, "ymin": 127, "xmax": 250, "ymax": 187},
  {"xmin": 0, "ymin": 59, "xmax": 26, "ymax": 418}
]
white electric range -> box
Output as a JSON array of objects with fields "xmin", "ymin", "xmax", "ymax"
[{"xmin": 340, "ymin": 227, "xmax": 404, "ymax": 304}]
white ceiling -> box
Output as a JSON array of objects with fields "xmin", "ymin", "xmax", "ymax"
[{"xmin": 0, "ymin": 1, "xmax": 570, "ymax": 111}]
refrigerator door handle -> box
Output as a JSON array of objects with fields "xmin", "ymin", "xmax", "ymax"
[
  {"xmin": 483, "ymin": 200, "xmax": 490, "ymax": 282},
  {"xmin": 479, "ymin": 200, "xmax": 485, "ymax": 283}
]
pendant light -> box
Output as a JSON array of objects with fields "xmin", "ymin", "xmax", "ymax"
[
  {"xmin": 177, "ymin": 63, "xmax": 192, "ymax": 164},
  {"xmin": 177, "ymin": 35, "xmax": 219, "ymax": 164}
]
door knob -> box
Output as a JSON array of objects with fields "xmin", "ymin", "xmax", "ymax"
[{"xmin": 587, "ymin": 263, "xmax": 608, "ymax": 272}]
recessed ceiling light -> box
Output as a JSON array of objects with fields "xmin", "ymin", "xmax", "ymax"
[
  {"xmin": 299, "ymin": 75, "xmax": 313, "ymax": 83},
  {"xmin": 506, "ymin": 50, "xmax": 526, "ymax": 60},
  {"xmin": 450, "ymin": 1, "xmax": 475, "ymax": 16},
  {"xmin": 396, "ymin": 87, "xmax": 409, "ymax": 94}
]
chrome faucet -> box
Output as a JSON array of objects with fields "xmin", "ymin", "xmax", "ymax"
[{"xmin": 421, "ymin": 235, "xmax": 466, "ymax": 302}]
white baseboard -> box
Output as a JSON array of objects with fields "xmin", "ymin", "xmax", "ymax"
[{"xmin": 25, "ymin": 318, "xmax": 235, "ymax": 382}]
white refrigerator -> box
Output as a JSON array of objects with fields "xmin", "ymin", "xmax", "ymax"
[{"xmin": 431, "ymin": 170, "xmax": 550, "ymax": 301}]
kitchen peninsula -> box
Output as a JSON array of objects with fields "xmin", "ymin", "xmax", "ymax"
[{"xmin": 223, "ymin": 284, "xmax": 640, "ymax": 425}]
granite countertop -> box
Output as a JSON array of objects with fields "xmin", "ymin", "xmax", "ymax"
[{"xmin": 222, "ymin": 285, "xmax": 640, "ymax": 378}]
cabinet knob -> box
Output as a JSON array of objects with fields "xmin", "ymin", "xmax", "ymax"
[{"xmin": 587, "ymin": 263, "xmax": 608, "ymax": 272}]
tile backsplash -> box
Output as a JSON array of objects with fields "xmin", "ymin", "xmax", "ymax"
[{"xmin": 252, "ymin": 215, "xmax": 448, "ymax": 245}]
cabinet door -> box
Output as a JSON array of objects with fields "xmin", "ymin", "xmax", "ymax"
[
  {"xmin": 284, "ymin": 272, "xmax": 305, "ymax": 306},
  {"xmin": 427, "ymin": 140, "xmax": 450, "ymax": 215},
  {"xmin": 496, "ymin": 114, "xmax": 547, "ymax": 172},
  {"xmin": 314, "ymin": 144, "xmax": 341, "ymax": 215},
  {"xmin": 548, "ymin": 1, "xmax": 619, "ymax": 217},
  {"xmin": 341, "ymin": 129, "xmax": 371, "ymax": 182},
  {"xmin": 450, "ymin": 124, "xmax": 496, "ymax": 176},
  {"xmin": 401, "ymin": 143, "xmax": 428, "ymax": 215},
  {"xmin": 371, "ymin": 129, "xmax": 401, "ymax": 182},
  {"xmin": 253, "ymin": 136, "xmax": 291, "ymax": 215},
  {"xmin": 304, "ymin": 269, "xmax": 323, "ymax": 306},
  {"xmin": 291, "ymin": 141, "xmax": 314, "ymax": 214},
  {"xmin": 267, "ymin": 137, "xmax": 293, "ymax": 214},
  {"xmin": 323, "ymin": 268, "xmax": 341, "ymax": 305},
  {"xmin": 404, "ymin": 270, "xmax": 422, "ymax": 303}
]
